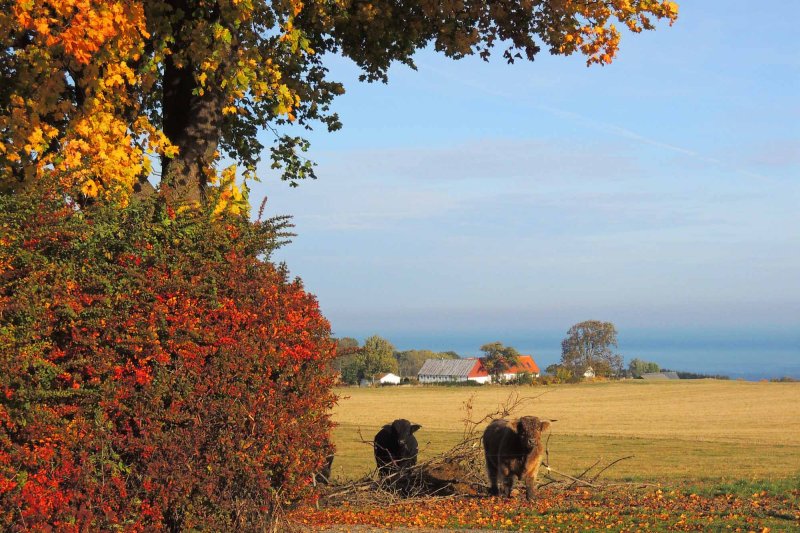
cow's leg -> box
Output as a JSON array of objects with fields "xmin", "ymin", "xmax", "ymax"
[
  {"xmin": 523, "ymin": 476, "xmax": 536, "ymax": 501},
  {"xmin": 486, "ymin": 458, "xmax": 499, "ymax": 496},
  {"xmin": 523, "ymin": 454, "xmax": 544, "ymax": 501},
  {"xmin": 502, "ymin": 475, "xmax": 514, "ymax": 498},
  {"xmin": 500, "ymin": 464, "xmax": 514, "ymax": 497}
]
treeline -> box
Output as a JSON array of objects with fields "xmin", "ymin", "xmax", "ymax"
[
  {"xmin": 332, "ymin": 336, "xmax": 460, "ymax": 385},
  {"xmin": 628, "ymin": 359, "xmax": 731, "ymax": 380},
  {"xmin": 333, "ymin": 320, "xmax": 737, "ymax": 386},
  {"xmin": 661, "ymin": 369, "xmax": 730, "ymax": 380}
]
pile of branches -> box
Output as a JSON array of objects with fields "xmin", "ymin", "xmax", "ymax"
[
  {"xmin": 318, "ymin": 391, "xmax": 639, "ymax": 507},
  {"xmin": 319, "ymin": 392, "xmax": 524, "ymax": 506}
]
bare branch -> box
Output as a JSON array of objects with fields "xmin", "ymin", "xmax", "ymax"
[{"xmin": 590, "ymin": 455, "xmax": 635, "ymax": 482}]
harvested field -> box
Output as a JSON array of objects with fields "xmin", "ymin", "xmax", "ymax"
[{"xmin": 329, "ymin": 380, "xmax": 800, "ymax": 482}]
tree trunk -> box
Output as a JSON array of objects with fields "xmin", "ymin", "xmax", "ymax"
[
  {"xmin": 159, "ymin": 0, "xmax": 225, "ymax": 204},
  {"xmin": 161, "ymin": 53, "xmax": 224, "ymax": 203}
]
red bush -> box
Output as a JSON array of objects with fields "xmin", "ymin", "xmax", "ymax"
[{"xmin": 0, "ymin": 194, "xmax": 337, "ymax": 530}]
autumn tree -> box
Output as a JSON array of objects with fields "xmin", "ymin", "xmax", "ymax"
[
  {"xmin": 560, "ymin": 320, "xmax": 623, "ymax": 378},
  {"xmin": 1, "ymin": 0, "xmax": 679, "ymax": 205},
  {"xmin": 480, "ymin": 342, "xmax": 521, "ymax": 382}
]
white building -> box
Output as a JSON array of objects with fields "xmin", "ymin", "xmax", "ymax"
[{"xmin": 376, "ymin": 372, "xmax": 401, "ymax": 385}]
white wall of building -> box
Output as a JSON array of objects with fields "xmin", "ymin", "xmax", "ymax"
[
  {"xmin": 499, "ymin": 372, "xmax": 540, "ymax": 381},
  {"xmin": 419, "ymin": 375, "xmax": 467, "ymax": 383},
  {"xmin": 378, "ymin": 373, "xmax": 401, "ymax": 385}
]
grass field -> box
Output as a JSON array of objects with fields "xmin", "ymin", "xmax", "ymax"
[{"xmin": 329, "ymin": 380, "xmax": 800, "ymax": 484}]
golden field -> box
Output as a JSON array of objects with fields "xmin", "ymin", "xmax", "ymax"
[{"xmin": 328, "ymin": 380, "xmax": 800, "ymax": 483}]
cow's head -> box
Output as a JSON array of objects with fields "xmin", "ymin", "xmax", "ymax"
[
  {"xmin": 517, "ymin": 416, "xmax": 551, "ymax": 451},
  {"xmin": 390, "ymin": 419, "xmax": 421, "ymax": 457}
]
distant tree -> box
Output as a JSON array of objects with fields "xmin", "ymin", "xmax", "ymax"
[
  {"xmin": 511, "ymin": 372, "xmax": 535, "ymax": 385},
  {"xmin": 561, "ymin": 321, "xmax": 623, "ymax": 378},
  {"xmin": 341, "ymin": 335, "xmax": 398, "ymax": 384},
  {"xmin": 628, "ymin": 358, "xmax": 660, "ymax": 378},
  {"xmin": 362, "ymin": 335, "xmax": 398, "ymax": 373},
  {"xmin": 339, "ymin": 358, "xmax": 362, "ymax": 385},
  {"xmin": 770, "ymin": 376, "xmax": 799, "ymax": 383},
  {"xmin": 480, "ymin": 342, "xmax": 521, "ymax": 382},
  {"xmin": 662, "ymin": 369, "xmax": 730, "ymax": 380},
  {"xmin": 336, "ymin": 337, "xmax": 360, "ymax": 354},
  {"xmin": 545, "ymin": 363, "xmax": 575, "ymax": 383},
  {"xmin": 331, "ymin": 337, "xmax": 360, "ymax": 374},
  {"xmin": 395, "ymin": 349, "xmax": 459, "ymax": 377}
]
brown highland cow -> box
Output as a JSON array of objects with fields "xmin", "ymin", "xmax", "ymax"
[{"xmin": 482, "ymin": 416, "xmax": 551, "ymax": 500}]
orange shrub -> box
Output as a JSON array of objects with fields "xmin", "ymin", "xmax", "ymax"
[{"xmin": 0, "ymin": 192, "xmax": 336, "ymax": 530}]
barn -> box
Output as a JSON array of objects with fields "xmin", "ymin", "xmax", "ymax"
[{"xmin": 417, "ymin": 358, "xmax": 490, "ymax": 384}]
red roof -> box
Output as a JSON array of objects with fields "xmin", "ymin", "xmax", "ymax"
[
  {"xmin": 471, "ymin": 355, "xmax": 540, "ymax": 376},
  {"xmin": 467, "ymin": 355, "xmax": 540, "ymax": 378},
  {"xmin": 467, "ymin": 359, "xmax": 489, "ymax": 378},
  {"xmin": 507, "ymin": 355, "xmax": 540, "ymax": 375}
]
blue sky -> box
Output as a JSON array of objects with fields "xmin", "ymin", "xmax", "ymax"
[{"xmin": 248, "ymin": 1, "xmax": 799, "ymax": 354}]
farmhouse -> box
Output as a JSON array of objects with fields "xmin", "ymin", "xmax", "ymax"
[
  {"xmin": 417, "ymin": 358, "xmax": 490, "ymax": 384},
  {"xmin": 418, "ymin": 355, "xmax": 542, "ymax": 384}
]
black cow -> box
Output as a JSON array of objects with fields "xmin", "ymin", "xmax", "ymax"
[
  {"xmin": 482, "ymin": 416, "xmax": 551, "ymax": 500},
  {"xmin": 373, "ymin": 419, "xmax": 421, "ymax": 477}
]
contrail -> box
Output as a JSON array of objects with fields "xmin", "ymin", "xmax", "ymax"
[{"xmin": 417, "ymin": 61, "xmax": 772, "ymax": 181}]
